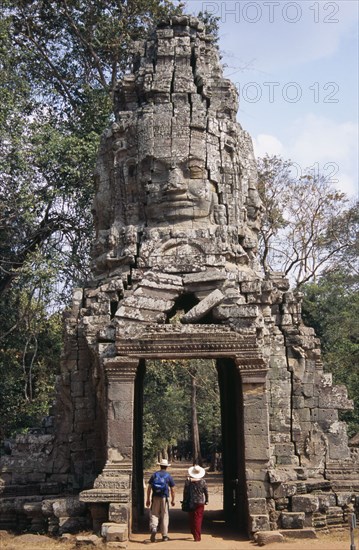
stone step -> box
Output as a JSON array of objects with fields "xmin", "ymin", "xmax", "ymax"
[{"xmin": 279, "ymin": 528, "xmax": 317, "ymax": 539}]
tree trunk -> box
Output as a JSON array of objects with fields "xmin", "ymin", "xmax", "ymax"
[{"xmin": 190, "ymin": 368, "xmax": 202, "ymax": 466}]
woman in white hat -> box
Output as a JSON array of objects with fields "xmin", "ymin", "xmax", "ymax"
[{"xmin": 183, "ymin": 465, "xmax": 208, "ymax": 542}]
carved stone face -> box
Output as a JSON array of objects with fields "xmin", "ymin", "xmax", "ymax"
[{"xmin": 144, "ymin": 156, "xmax": 216, "ymax": 226}]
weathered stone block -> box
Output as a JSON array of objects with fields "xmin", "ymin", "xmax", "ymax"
[
  {"xmin": 281, "ymin": 511, "xmax": 305, "ymax": 529},
  {"xmin": 71, "ymin": 381, "xmax": 84, "ymax": 397},
  {"xmin": 213, "ymin": 304, "xmax": 258, "ymax": 319},
  {"xmin": 269, "ymin": 408, "xmax": 291, "ymax": 432},
  {"xmin": 326, "ymin": 422, "xmax": 350, "ymax": 460},
  {"xmin": 272, "ymin": 482, "xmax": 297, "ymax": 499},
  {"xmin": 181, "ymin": 289, "xmax": 224, "ymax": 322},
  {"xmin": 245, "ymin": 468, "xmax": 269, "ymax": 482},
  {"xmin": 247, "ymin": 481, "xmax": 271, "ymax": 498},
  {"xmin": 245, "ymin": 422, "xmax": 269, "ymax": 436},
  {"xmin": 336, "ymin": 492, "xmax": 354, "ymax": 506},
  {"xmin": 53, "ymin": 497, "xmax": 87, "ymax": 518},
  {"xmin": 244, "ymin": 435, "xmax": 270, "ymax": 460},
  {"xmin": 295, "ymin": 408, "xmax": 311, "ymax": 422},
  {"xmin": 241, "ymin": 280, "xmax": 261, "ymax": 293},
  {"xmin": 254, "ymin": 530, "xmax": 284, "ymax": 546},
  {"xmin": 248, "ymin": 498, "xmax": 267, "ymax": 514},
  {"xmin": 101, "ymin": 522, "xmax": 128, "ymax": 542},
  {"xmin": 291, "ymin": 495, "xmax": 319, "ymax": 513},
  {"xmin": 302, "ymin": 384, "xmax": 314, "ymax": 397},
  {"xmin": 318, "ymin": 385, "xmax": 354, "ymax": 410},
  {"xmin": 326, "ymin": 506, "xmax": 344, "ymax": 525},
  {"xmin": 275, "ymin": 443, "xmax": 295, "ymax": 457},
  {"xmin": 317, "ymin": 493, "xmax": 336, "ymax": 511},
  {"xmin": 249, "ymin": 514, "xmax": 270, "ymax": 532},
  {"xmin": 183, "ymin": 269, "xmax": 226, "ymax": 285},
  {"xmin": 108, "ymin": 503, "xmax": 129, "ymax": 523}
]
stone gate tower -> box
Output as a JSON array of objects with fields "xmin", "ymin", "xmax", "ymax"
[{"xmin": 1, "ymin": 15, "xmax": 357, "ymax": 542}]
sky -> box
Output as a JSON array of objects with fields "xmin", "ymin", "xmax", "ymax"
[{"xmin": 183, "ymin": 0, "xmax": 359, "ymax": 199}]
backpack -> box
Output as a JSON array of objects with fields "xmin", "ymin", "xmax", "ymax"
[{"xmin": 151, "ymin": 471, "xmax": 170, "ymax": 496}]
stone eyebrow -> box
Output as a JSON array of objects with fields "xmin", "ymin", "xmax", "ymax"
[{"xmin": 188, "ymin": 157, "xmax": 204, "ymax": 166}]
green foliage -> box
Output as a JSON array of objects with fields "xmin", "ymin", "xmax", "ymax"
[
  {"xmin": 190, "ymin": 359, "xmax": 221, "ymax": 456},
  {"xmin": 302, "ymin": 270, "xmax": 359, "ymax": 436},
  {"xmin": 1, "ymin": 0, "xmax": 184, "ymax": 297},
  {"xmin": 0, "ymin": 286, "xmax": 62, "ymax": 438},
  {"xmin": 143, "ymin": 360, "xmax": 188, "ymax": 467},
  {"xmin": 197, "ymin": 10, "xmax": 220, "ymax": 43},
  {"xmin": 143, "ymin": 359, "xmax": 221, "ymax": 468},
  {"xmin": 0, "ymin": 0, "xmax": 184, "ymax": 436}
]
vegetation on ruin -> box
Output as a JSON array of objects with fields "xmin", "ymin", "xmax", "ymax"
[
  {"xmin": 302, "ymin": 269, "xmax": 359, "ymax": 437},
  {"xmin": 0, "ymin": 4, "xmax": 357, "ymax": 447}
]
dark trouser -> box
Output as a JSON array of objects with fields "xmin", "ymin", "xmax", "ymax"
[{"xmin": 189, "ymin": 504, "xmax": 205, "ymax": 541}]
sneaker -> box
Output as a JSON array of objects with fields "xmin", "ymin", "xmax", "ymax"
[
  {"xmin": 162, "ymin": 536, "xmax": 169, "ymax": 541},
  {"xmin": 150, "ymin": 530, "xmax": 156, "ymax": 542}
]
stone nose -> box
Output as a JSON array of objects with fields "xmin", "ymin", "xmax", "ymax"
[{"xmin": 166, "ymin": 167, "xmax": 185, "ymax": 191}]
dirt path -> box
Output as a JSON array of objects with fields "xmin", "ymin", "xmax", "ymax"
[
  {"xmin": 129, "ymin": 461, "xmax": 353, "ymax": 550},
  {"xmin": 0, "ymin": 462, "xmax": 357, "ymax": 549}
]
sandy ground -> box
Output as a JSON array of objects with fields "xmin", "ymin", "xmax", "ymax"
[{"xmin": 0, "ymin": 462, "xmax": 357, "ymax": 549}]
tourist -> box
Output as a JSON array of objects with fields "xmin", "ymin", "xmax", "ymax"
[
  {"xmin": 146, "ymin": 458, "xmax": 176, "ymax": 542},
  {"xmin": 183, "ymin": 465, "xmax": 208, "ymax": 542}
]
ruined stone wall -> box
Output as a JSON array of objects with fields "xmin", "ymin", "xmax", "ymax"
[{"xmin": 1, "ymin": 15, "xmax": 358, "ymax": 539}]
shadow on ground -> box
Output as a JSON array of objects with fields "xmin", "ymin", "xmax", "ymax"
[{"xmin": 135, "ymin": 507, "xmax": 249, "ymax": 544}]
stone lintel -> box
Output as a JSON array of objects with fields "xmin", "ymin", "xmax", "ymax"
[{"xmin": 115, "ymin": 328, "xmax": 264, "ymax": 364}]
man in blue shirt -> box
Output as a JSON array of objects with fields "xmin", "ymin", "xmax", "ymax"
[{"xmin": 146, "ymin": 458, "xmax": 176, "ymax": 542}]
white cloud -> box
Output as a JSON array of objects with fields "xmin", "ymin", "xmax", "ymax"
[
  {"xmin": 288, "ymin": 115, "xmax": 357, "ymax": 165},
  {"xmin": 253, "ymin": 115, "xmax": 358, "ymax": 198},
  {"xmin": 253, "ymin": 134, "xmax": 284, "ymax": 157}
]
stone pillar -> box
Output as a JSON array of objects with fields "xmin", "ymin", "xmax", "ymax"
[
  {"xmin": 80, "ymin": 356, "xmax": 139, "ymax": 540},
  {"xmin": 237, "ymin": 361, "xmax": 271, "ymax": 533},
  {"xmin": 104, "ymin": 357, "xmax": 138, "ymax": 470}
]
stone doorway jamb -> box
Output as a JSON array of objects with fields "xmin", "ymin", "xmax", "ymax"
[
  {"xmin": 80, "ymin": 356, "xmax": 139, "ymax": 534},
  {"xmin": 236, "ymin": 359, "xmax": 271, "ymax": 533}
]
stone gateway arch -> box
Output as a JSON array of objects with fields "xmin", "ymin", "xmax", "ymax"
[{"xmin": 1, "ymin": 16, "xmax": 357, "ymax": 544}]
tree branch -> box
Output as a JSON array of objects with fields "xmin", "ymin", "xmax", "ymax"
[{"xmin": 61, "ymin": 0, "xmax": 109, "ymax": 91}]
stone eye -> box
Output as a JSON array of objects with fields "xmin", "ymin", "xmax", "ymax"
[{"xmin": 189, "ymin": 165, "xmax": 204, "ymax": 179}]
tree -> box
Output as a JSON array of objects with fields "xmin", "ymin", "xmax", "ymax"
[
  {"xmin": 257, "ymin": 155, "xmax": 355, "ymax": 287},
  {"xmin": 189, "ymin": 363, "xmax": 203, "ymax": 466},
  {"xmin": 1, "ymin": 0, "xmax": 184, "ymax": 298},
  {"xmin": 0, "ymin": 285, "xmax": 62, "ymax": 438},
  {"xmin": 143, "ymin": 360, "xmax": 189, "ymax": 468},
  {"xmin": 143, "ymin": 359, "xmax": 221, "ymax": 468},
  {"xmin": 302, "ymin": 269, "xmax": 359, "ymax": 437},
  {"xmin": 1, "ymin": 0, "xmax": 185, "ymax": 438}
]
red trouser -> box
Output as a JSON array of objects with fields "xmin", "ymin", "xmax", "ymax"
[{"xmin": 189, "ymin": 504, "xmax": 205, "ymax": 541}]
